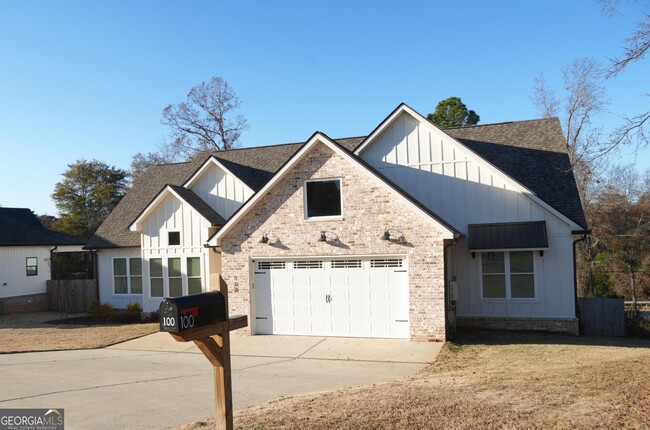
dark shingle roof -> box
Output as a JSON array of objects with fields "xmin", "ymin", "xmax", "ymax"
[
  {"xmin": 167, "ymin": 185, "xmax": 226, "ymax": 226},
  {"xmin": 0, "ymin": 208, "xmax": 86, "ymax": 246},
  {"xmin": 85, "ymin": 160, "xmax": 203, "ymax": 249},
  {"xmin": 86, "ymin": 119, "xmax": 586, "ymax": 249},
  {"xmin": 444, "ymin": 118, "xmax": 587, "ymax": 229}
]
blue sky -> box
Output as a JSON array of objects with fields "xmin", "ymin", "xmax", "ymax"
[{"xmin": 1, "ymin": 0, "xmax": 648, "ymax": 215}]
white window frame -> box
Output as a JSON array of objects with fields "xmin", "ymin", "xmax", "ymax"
[
  {"xmin": 479, "ymin": 251, "xmax": 537, "ymax": 301},
  {"xmin": 26, "ymin": 257, "xmax": 38, "ymax": 276},
  {"xmin": 304, "ymin": 178, "xmax": 343, "ymax": 220},
  {"xmin": 112, "ymin": 257, "xmax": 143, "ymax": 295},
  {"xmin": 148, "ymin": 256, "xmax": 203, "ymax": 298}
]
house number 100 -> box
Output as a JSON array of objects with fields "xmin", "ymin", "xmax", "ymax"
[
  {"xmin": 163, "ymin": 316, "xmax": 176, "ymax": 327},
  {"xmin": 180, "ymin": 314, "xmax": 195, "ymax": 329}
]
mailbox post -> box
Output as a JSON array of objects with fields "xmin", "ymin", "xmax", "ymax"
[{"xmin": 159, "ymin": 279, "xmax": 247, "ymax": 430}]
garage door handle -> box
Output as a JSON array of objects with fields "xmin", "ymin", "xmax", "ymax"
[{"xmin": 325, "ymin": 294, "xmax": 332, "ymax": 303}]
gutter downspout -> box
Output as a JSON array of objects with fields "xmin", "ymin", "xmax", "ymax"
[
  {"xmin": 443, "ymin": 233, "xmax": 462, "ymax": 340},
  {"xmin": 572, "ymin": 231, "xmax": 590, "ymax": 333},
  {"xmin": 49, "ymin": 246, "xmax": 58, "ymax": 312}
]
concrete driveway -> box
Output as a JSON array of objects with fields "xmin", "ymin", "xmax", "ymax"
[{"xmin": 0, "ymin": 333, "xmax": 442, "ymax": 430}]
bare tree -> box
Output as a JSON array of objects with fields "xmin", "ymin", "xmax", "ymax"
[
  {"xmin": 532, "ymin": 58, "xmax": 608, "ymax": 199},
  {"xmin": 161, "ymin": 76, "xmax": 249, "ymax": 160},
  {"xmin": 601, "ymin": 1, "xmax": 650, "ymax": 151},
  {"xmin": 129, "ymin": 146, "xmax": 176, "ymax": 184}
]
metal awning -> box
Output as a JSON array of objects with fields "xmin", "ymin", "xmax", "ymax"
[{"xmin": 468, "ymin": 221, "xmax": 548, "ymax": 251}]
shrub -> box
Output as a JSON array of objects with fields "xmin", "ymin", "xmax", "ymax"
[
  {"xmin": 90, "ymin": 301, "xmax": 116, "ymax": 323},
  {"xmin": 118, "ymin": 302, "xmax": 143, "ymax": 324},
  {"xmin": 126, "ymin": 303, "xmax": 142, "ymax": 313}
]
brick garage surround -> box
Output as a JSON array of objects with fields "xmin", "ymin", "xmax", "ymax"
[{"xmin": 220, "ymin": 142, "xmax": 449, "ymax": 341}]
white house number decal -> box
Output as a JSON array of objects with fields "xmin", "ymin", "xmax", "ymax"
[
  {"xmin": 180, "ymin": 314, "xmax": 195, "ymax": 329},
  {"xmin": 163, "ymin": 316, "xmax": 176, "ymax": 327}
]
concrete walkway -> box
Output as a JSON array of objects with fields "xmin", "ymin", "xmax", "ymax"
[{"xmin": 0, "ymin": 333, "xmax": 442, "ymax": 430}]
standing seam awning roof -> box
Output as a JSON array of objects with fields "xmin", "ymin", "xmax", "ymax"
[{"xmin": 468, "ymin": 221, "xmax": 548, "ymax": 251}]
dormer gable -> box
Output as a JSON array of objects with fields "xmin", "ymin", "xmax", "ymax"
[{"xmin": 183, "ymin": 156, "xmax": 255, "ymax": 220}]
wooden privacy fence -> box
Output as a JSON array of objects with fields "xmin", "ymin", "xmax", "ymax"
[
  {"xmin": 577, "ymin": 297, "xmax": 625, "ymax": 337},
  {"xmin": 47, "ymin": 280, "xmax": 97, "ymax": 313}
]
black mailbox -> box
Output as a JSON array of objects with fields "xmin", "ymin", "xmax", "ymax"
[{"xmin": 159, "ymin": 291, "xmax": 226, "ymax": 333}]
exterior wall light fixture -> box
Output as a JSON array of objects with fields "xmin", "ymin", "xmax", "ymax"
[{"xmin": 381, "ymin": 229, "xmax": 406, "ymax": 244}]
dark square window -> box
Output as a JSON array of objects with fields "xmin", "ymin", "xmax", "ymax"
[
  {"xmin": 306, "ymin": 179, "xmax": 342, "ymax": 218},
  {"xmin": 168, "ymin": 231, "xmax": 181, "ymax": 246}
]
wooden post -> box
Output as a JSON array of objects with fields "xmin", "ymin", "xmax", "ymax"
[{"xmin": 167, "ymin": 276, "xmax": 244, "ymax": 430}]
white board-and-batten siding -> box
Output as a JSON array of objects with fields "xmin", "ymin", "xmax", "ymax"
[
  {"xmin": 359, "ymin": 112, "xmax": 576, "ymax": 319},
  {"xmin": 97, "ymin": 247, "xmax": 143, "ymax": 309},
  {"xmin": 140, "ymin": 192, "xmax": 212, "ymax": 311},
  {"xmin": 188, "ymin": 160, "xmax": 253, "ymax": 220}
]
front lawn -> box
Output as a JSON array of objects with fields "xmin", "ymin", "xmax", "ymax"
[
  {"xmin": 0, "ymin": 312, "xmax": 158, "ymax": 353},
  {"xmin": 179, "ymin": 330, "xmax": 650, "ymax": 429}
]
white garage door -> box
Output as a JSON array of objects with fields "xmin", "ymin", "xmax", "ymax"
[{"xmin": 252, "ymin": 257, "xmax": 409, "ymax": 339}]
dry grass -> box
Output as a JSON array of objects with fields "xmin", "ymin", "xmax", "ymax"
[
  {"xmin": 179, "ymin": 330, "xmax": 650, "ymax": 430},
  {"xmin": 0, "ymin": 312, "xmax": 158, "ymax": 353}
]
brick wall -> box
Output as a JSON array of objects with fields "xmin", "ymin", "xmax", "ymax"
[
  {"xmin": 457, "ymin": 316, "xmax": 580, "ymax": 335},
  {"xmin": 220, "ymin": 141, "xmax": 448, "ymax": 341},
  {"xmin": 0, "ymin": 293, "xmax": 49, "ymax": 314}
]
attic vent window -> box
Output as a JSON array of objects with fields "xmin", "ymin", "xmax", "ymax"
[
  {"xmin": 305, "ymin": 179, "xmax": 342, "ymax": 218},
  {"xmin": 168, "ymin": 231, "xmax": 180, "ymax": 246}
]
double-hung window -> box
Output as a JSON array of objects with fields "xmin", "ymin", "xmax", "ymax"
[
  {"xmin": 26, "ymin": 257, "xmax": 38, "ymax": 276},
  {"xmin": 113, "ymin": 258, "xmax": 142, "ymax": 294},
  {"xmin": 481, "ymin": 251, "xmax": 535, "ymax": 299}
]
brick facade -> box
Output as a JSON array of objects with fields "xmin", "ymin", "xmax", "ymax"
[
  {"xmin": 456, "ymin": 316, "xmax": 580, "ymax": 335},
  {"xmin": 220, "ymin": 141, "xmax": 448, "ymax": 341},
  {"xmin": 0, "ymin": 293, "xmax": 49, "ymax": 314}
]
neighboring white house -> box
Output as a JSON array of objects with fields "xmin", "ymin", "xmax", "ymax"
[
  {"xmin": 86, "ymin": 103, "xmax": 588, "ymax": 341},
  {"xmin": 0, "ymin": 208, "xmax": 85, "ymax": 313}
]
